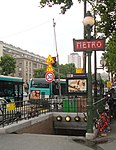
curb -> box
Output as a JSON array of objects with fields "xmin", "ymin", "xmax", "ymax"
[{"xmin": 92, "ymin": 138, "xmax": 108, "ymax": 144}]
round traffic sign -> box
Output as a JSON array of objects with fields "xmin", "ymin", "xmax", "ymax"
[{"xmin": 45, "ymin": 72, "xmax": 55, "ymax": 82}]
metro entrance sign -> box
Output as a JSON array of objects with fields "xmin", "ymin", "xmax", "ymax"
[{"xmin": 73, "ymin": 39, "xmax": 105, "ymax": 51}]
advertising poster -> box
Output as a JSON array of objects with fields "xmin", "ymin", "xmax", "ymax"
[
  {"xmin": 30, "ymin": 90, "xmax": 40, "ymax": 99},
  {"xmin": 68, "ymin": 79, "xmax": 87, "ymax": 93}
]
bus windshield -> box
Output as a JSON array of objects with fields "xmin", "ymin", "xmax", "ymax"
[{"xmin": 31, "ymin": 78, "xmax": 49, "ymax": 88}]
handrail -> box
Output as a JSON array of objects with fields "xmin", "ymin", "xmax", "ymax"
[
  {"xmin": 93, "ymin": 97, "xmax": 106, "ymax": 119},
  {"xmin": 93, "ymin": 97, "xmax": 106, "ymax": 105}
]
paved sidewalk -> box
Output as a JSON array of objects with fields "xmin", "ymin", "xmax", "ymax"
[
  {"xmin": 0, "ymin": 134, "xmax": 92, "ymax": 150},
  {"xmin": 0, "ymin": 120, "xmax": 116, "ymax": 150}
]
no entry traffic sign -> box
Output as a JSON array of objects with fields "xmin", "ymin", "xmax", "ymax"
[{"xmin": 45, "ymin": 72, "xmax": 55, "ymax": 82}]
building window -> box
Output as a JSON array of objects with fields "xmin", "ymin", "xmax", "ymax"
[
  {"xmin": 29, "ymin": 62, "xmax": 31, "ymax": 67},
  {"xmin": 26, "ymin": 61, "xmax": 28, "ymax": 66},
  {"xmin": 19, "ymin": 68, "xmax": 22, "ymax": 71},
  {"xmin": 19, "ymin": 73, "xmax": 22, "ymax": 77}
]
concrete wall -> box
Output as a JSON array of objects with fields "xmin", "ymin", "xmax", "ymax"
[
  {"xmin": 16, "ymin": 116, "xmax": 54, "ymax": 134},
  {"xmin": 0, "ymin": 113, "xmax": 54, "ymax": 134},
  {"xmin": 0, "ymin": 112, "xmax": 87, "ymax": 134}
]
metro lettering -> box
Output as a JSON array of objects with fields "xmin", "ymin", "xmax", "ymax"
[
  {"xmin": 76, "ymin": 42, "xmax": 81, "ymax": 48},
  {"xmin": 91, "ymin": 42, "xmax": 96, "ymax": 48},
  {"xmin": 74, "ymin": 39, "xmax": 105, "ymax": 51},
  {"xmin": 96, "ymin": 41, "xmax": 102, "ymax": 48}
]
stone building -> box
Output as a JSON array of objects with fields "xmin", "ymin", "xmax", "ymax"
[{"xmin": 0, "ymin": 41, "xmax": 46, "ymax": 85}]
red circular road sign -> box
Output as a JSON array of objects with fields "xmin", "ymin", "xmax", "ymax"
[{"xmin": 45, "ymin": 72, "xmax": 55, "ymax": 82}]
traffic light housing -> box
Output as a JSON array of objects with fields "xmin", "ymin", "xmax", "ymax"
[{"xmin": 52, "ymin": 57, "xmax": 57, "ymax": 67}]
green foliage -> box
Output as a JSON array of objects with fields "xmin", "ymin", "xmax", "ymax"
[
  {"xmin": 94, "ymin": 0, "xmax": 116, "ymax": 38},
  {"xmin": 39, "ymin": 0, "xmax": 82, "ymax": 14},
  {"xmin": 33, "ymin": 68, "xmax": 46, "ymax": 78},
  {"xmin": 103, "ymin": 32, "xmax": 116, "ymax": 73},
  {"xmin": 39, "ymin": 0, "xmax": 115, "ymax": 39},
  {"xmin": 60, "ymin": 63, "xmax": 76, "ymax": 78},
  {"xmin": 0, "ymin": 55, "xmax": 16, "ymax": 75},
  {"xmin": 33, "ymin": 63, "xmax": 76, "ymax": 78}
]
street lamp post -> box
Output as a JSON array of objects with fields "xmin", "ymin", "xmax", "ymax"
[
  {"xmin": 93, "ymin": 11, "xmax": 98, "ymax": 102},
  {"xmin": 53, "ymin": 18, "xmax": 61, "ymax": 98},
  {"xmin": 83, "ymin": 11, "xmax": 95, "ymax": 139},
  {"xmin": 83, "ymin": 0, "xmax": 87, "ymax": 73}
]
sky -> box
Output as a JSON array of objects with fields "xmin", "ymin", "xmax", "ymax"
[{"xmin": 0, "ymin": 0, "xmax": 104, "ymax": 73}]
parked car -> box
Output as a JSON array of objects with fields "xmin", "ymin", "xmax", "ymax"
[
  {"xmin": 0, "ymin": 97, "xmax": 21, "ymax": 123},
  {"xmin": 0, "ymin": 97, "xmax": 9, "ymax": 122},
  {"xmin": 0, "ymin": 97, "xmax": 9, "ymax": 110}
]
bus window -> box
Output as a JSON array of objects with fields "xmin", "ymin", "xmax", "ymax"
[
  {"xmin": 52, "ymin": 81, "xmax": 59, "ymax": 95},
  {"xmin": 0, "ymin": 75, "xmax": 23, "ymax": 102},
  {"xmin": 31, "ymin": 79, "xmax": 49, "ymax": 88},
  {"xmin": 52, "ymin": 81, "xmax": 67, "ymax": 96},
  {"xmin": 19, "ymin": 84, "xmax": 23, "ymax": 100},
  {"xmin": 0, "ymin": 82, "xmax": 4, "ymax": 96}
]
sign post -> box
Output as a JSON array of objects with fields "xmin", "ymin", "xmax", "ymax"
[{"xmin": 73, "ymin": 22, "xmax": 105, "ymax": 138}]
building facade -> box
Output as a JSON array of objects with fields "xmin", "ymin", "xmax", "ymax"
[
  {"xmin": 0, "ymin": 41, "xmax": 47, "ymax": 85},
  {"xmin": 68, "ymin": 53, "xmax": 81, "ymax": 68}
]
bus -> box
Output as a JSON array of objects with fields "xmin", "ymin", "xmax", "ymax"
[
  {"xmin": 52, "ymin": 79, "xmax": 67, "ymax": 96},
  {"xmin": 0, "ymin": 75, "xmax": 23, "ymax": 102},
  {"xmin": 29, "ymin": 78, "xmax": 67, "ymax": 99}
]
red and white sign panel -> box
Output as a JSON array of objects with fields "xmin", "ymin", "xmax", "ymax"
[
  {"xmin": 73, "ymin": 39, "xmax": 105, "ymax": 52},
  {"xmin": 45, "ymin": 72, "xmax": 55, "ymax": 82}
]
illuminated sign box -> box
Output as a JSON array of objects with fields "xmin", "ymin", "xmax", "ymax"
[{"xmin": 66, "ymin": 74, "xmax": 88, "ymax": 95}]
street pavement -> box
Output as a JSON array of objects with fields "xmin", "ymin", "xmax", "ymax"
[
  {"xmin": 0, "ymin": 134, "xmax": 92, "ymax": 150},
  {"xmin": 0, "ymin": 120, "xmax": 116, "ymax": 150}
]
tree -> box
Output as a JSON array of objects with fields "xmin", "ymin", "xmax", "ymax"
[
  {"xmin": 33, "ymin": 63, "xmax": 76, "ymax": 78},
  {"xmin": 39, "ymin": 0, "xmax": 116, "ymax": 39},
  {"xmin": 103, "ymin": 33, "xmax": 116, "ymax": 77},
  {"xmin": 33, "ymin": 68, "xmax": 46, "ymax": 78},
  {"xmin": 94, "ymin": 0, "xmax": 116, "ymax": 38},
  {"xmin": 39, "ymin": 0, "xmax": 75, "ymax": 14},
  {"xmin": 0, "ymin": 54, "xmax": 16, "ymax": 75},
  {"xmin": 60, "ymin": 63, "xmax": 76, "ymax": 78},
  {"xmin": 94, "ymin": 0, "xmax": 116, "ymax": 80}
]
